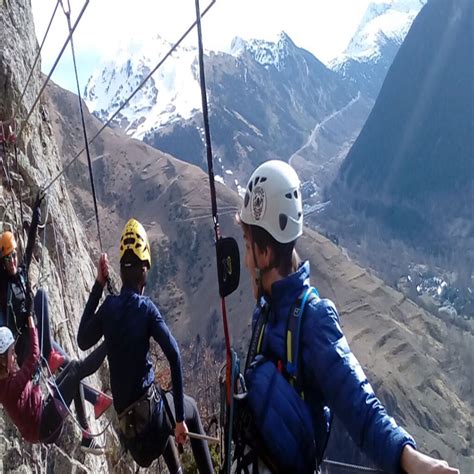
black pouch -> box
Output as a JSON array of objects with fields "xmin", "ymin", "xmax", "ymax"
[
  {"xmin": 118, "ymin": 385, "xmax": 160, "ymax": 439},
  {"xmin": 216, "ymin": 237, "xmax": 240, "ymax": 297}
]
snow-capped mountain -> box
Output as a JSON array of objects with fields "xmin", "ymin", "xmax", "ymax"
[
  {"xmin": 230, "ymin": 31, "xmax": 295, "ymax": 71},
  {"xmin": 83, "ymin": 35, "xmax": 201, "ymax": 139},
  {"xmin": 331, "ymin": 0, "xmax": 426, "ymax": 98},
  {"xmin": 84, "ymin": 31, "xmax": 371, "ymax": 199}
]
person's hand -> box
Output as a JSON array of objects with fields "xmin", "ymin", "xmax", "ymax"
[
  {"xmin": 175, "ymin": 421, "xmax": 188, "ymax": 446},
  {"xmin": 401, "ymin": 444, "xmax": 459, "ymax": 474},
  {"xmin": 96, "ymin": 253, "xmax": 109, "ymax": 288}
]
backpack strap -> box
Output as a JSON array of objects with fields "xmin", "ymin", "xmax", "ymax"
[
  {"xmin": 244, "ymin": 303, "xmax": 269, "ymax": 372},
  {"xmin": 286, "ymin": 286, "xmax": 319, "ymax": 395}
]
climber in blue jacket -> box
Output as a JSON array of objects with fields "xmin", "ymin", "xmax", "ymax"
[{"xmin": 235, "ymin": 160, "xmax": 458, "ymax": 474}]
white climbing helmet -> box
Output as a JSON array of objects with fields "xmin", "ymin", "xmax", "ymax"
[
  {"xmin": 0, "ymin": 327, "xmax": 14, "ymax": 355},
  {"xmin": 240, "ymin": 160, "xmax": 303, "ymax": 244}
]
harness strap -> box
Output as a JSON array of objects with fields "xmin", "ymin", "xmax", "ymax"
[
  {"xmin": 118, "ymin": 384, "xmax": 157, "ymax": 420},
  {"xmin": 286, "ymin": 287, "xmax": 319, "ymax": 394},
  {"xmin": 245, "ymin": 304, "xmax": 269, "ymax": 372},
  {"xmin": 161, "ymin": 389, "xmax": 175, "ymax": 429}
]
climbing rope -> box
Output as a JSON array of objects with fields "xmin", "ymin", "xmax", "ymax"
[
  {"xmin": 0, "ymin": 122, "xmax": 19, "ymax": 227},
  {"xmin": 60, "ymin": 0, "xmax": 102, "ymax": 250},
  {"xmin": 322, "ymin": 459, "xmax": 384, "ymax": 472},
  {"xmin": 43, "ymin": 0, "xmax": 216, "ymax": 193},
  {"xmin": 59, "ymin": 0, "xmax": 114, "ymax": 294},
  {"xmin": 193, "ymin": 0, "xmax": 233, "ymax": 397},
  {"xmin": 14, "ymin": 0, "xmax": 62, "ymax": 120},
  {"xmin": 38, "ymin": 190, "xmax": 51, "ymax": 357},
  {"xmin": 12, "ymin": 137, "xmax": 25, "ymax": 234},
  {"xmin": 40, "ymin": 355, "xmax": 114, "ymax": 438},
  {"xmin": 17, "ymin": 0, "xmax": 91, "ymax": 139},
  {"xmin": 193, "ymin": 2, "xmax": 243, "ymax": 472}
]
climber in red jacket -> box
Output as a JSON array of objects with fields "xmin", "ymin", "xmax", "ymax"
[{"xmin": 0, "ymin": 314, "xmax": 106, "ymax": 453}]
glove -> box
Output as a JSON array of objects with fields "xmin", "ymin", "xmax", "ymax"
[{"xmin": 25, "ymin": 281, "xmax": 34, "ymax": 316}]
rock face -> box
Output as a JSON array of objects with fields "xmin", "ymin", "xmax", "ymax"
[{"xmin": 0, "ymin": 0, "xmax": 119, "ymax": 471}]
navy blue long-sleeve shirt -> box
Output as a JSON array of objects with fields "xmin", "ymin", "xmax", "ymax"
[{"xmin": 77, "ymin": 282, "xmax": 184, "ymax": 421}]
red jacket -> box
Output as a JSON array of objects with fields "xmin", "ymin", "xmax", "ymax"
[{"xmin": 0, "ymin": 326, "xmax": 43, "ymax": 442}]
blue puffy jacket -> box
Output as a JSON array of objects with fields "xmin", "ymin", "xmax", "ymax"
[{"xmin": 253, "ymin": 261, "xmax": 415, "ymax": 474}]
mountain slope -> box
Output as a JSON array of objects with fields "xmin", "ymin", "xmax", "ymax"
[
  {"xmin": 331, "ymin": 0, "xmax": 426, "ymax": 98},
  {"xmin": 331, "ymin": 0, "xmax": 473, "ymax": 261}
]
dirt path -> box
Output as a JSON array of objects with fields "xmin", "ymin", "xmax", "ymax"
[{"xmin": 289, "ymin": 91, "xmax": 361, "ymax": 167}]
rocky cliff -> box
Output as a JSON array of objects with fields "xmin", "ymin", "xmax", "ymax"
[{"xmin": 0, "ymin": 0, "xmax": 122, "ymax": 471}]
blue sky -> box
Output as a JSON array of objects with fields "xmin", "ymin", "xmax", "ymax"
[{"xmin": 32, "ymin": 0, "xmax": 372, "ymax": 94}]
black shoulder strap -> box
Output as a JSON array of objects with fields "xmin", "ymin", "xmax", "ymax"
[
  {"xmin": 286, "ymin": 287, "xmax": 319, "ymax": 393},
  {"xmin": 244, "ymin": 303, "xmax": 269, "ymax": 372}
]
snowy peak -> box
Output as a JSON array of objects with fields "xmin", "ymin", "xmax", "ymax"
[
  {"xmin": 230, "ymin": 31, "xmax": 296, "ymax": 71},
  {"xmin": 84, "ymin": 31, "xmax": 304, "ymax": 142},
  {"xmin": 83, "ymin": 34, "xmax": 201, "ymax": 139},
  {"xmin": 337, "ymin": 0, "xmax": 426, "ymax": 63},
  {"xmin": 329, "ymin": 0, "xmax": 426, "ymax": 98}
]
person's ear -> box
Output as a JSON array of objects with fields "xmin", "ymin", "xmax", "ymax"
[{"xmin": 255, "ymin": 243, "xmax": 273, "ymax": 269}]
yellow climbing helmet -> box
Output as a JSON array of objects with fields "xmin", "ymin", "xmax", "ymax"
[
  {"xmin": 0, "ymin": 231, "xmax": 17, "ymax": 258},
  {"xmin": 119, "ymin": 218, "xmax": 151, "ymax": 268}
]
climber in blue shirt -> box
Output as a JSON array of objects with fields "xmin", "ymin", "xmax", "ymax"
[
  {"xmin": 77, "ymin": 218, "xmax": 213, "ymax": 473},
  {"xmin": 235, "ymin": 160, "xmax": 458, "ymax": 474}
]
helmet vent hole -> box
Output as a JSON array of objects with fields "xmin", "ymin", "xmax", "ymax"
[
  {"xmin": 260, "ymin": 177, "xmax": 267, "ymax": 183},
  {"xmin": 298, "ymin": 212, "xmax": 302, "ymax": 218},
  {"xmin": 279, "ymin": 214, "xmax": 288, "ymax": 231},
  {"xmin": 285, "ymin": 193, "xmax": 292, "ymax": 199},
  {"xmin": 123, "ymin": 237, "xmax": 135, "ymax": 245},
  {"xmin": 254, "ymin": 177, "xmax": 260, "ymax": 186},
  {"xmin": 244, "ymin": 192, "xmax": 250, "ymax": 208},
  {"xmin": 294, "ymin": 190, "xmax": 298, "ymax": 198},
  {"xmin": 249, "ymin": 181, "xmax": 253, "ymax": 192}
]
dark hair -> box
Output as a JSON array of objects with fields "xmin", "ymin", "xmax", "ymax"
[
  {"xmin": 243, "ymin": 223, "xmax": 300, "ymax": 276},
  {"xmin": 0, "ymin": 352, "xmax": 9, "ymax": 378},
  {"xmin": 120, "ymin": 250, "xmax": 148, "ymax": 290}
]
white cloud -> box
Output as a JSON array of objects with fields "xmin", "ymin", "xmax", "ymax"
[{"xmin": 32, "ymin": 0, "xmax": 370, "ymax": 92}]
